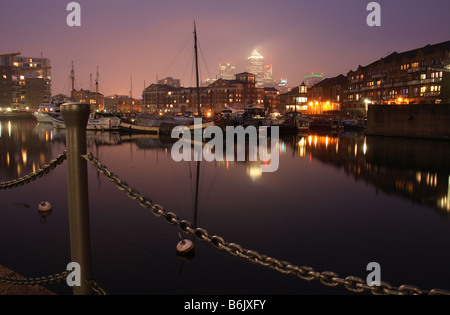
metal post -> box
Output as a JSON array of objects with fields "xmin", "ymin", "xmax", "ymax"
[{"xmin": 61, "ymin": 103, "xmax": 93, "ymax": 295}]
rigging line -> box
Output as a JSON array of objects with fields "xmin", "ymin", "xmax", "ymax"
[
  {"xmin": 197, "ymin": 38, "xmax": 212, "ymax": 80},
  {"xmin": 61, "ymin": 64, "xmax": 73, "ymax": 96},
  {"xmin": 60, "ymin": 76, "xmax": 70, "ymax": 98},
  {"xmin": 99, "ymin": 74, "xmax": 113, "ymax": 96},
  {"xmin": 161, "ymin": 33, "xmax": 193, "ymax": 79},
  {"xmin": 181, "ymin": 47, "xmax": 195, "ymax": 84}
]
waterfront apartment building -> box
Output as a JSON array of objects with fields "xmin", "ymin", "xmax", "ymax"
[
  {"xmin": 0, "ymin": 53, "xmax": 16, "ymax": 109},
  {"xmin": 157, "ymin": 77, "xmax": 181, "ymax": 88},
  {"xmin": 206, "ymin": 72, "xmax": 260, "ymax": 111},
  {"xmin": 307, "ymin": 74, "xmax": 347, "ymax": 114},
  {"xmin": 279, "ymin": 82, "xmax": 308, "ymax": 113},
  {"xmin": 71, "ymin": 89, "xmax": 105, "ymax": 111},
  {"xmin": 142, "ymin": 84, "xmax": 183, "ymax": 113},
  {"xmin": 142, "ymin": 72, "xmax": 266, "ymax": 114},
  {"xmin": 12, "ymin": 55, "xmax": 52, "ymax": 109},
  {"xmin": 0, "ymin": 53, "xmax": 51, "ymax": 110},
  {"xmin": 344, "ymin": 40, "xmax": 450, "ymax": 112},
  {"xmin": 104, "ymin": 94, "xmax": 142, "ymax": 113}
]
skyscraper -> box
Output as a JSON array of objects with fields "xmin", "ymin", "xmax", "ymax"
[
  {"xmin": 218, "ymin": 63, "xmax": 236, "ymax": 80},
  {"xmin": 247, "ymin": 50, "xmax": 273, "ymax": 88}
]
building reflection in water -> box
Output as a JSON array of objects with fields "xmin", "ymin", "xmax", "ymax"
[
  {"xmin": 287, "ymin": 131, "xmax": 450, "ymax": 214},
  {"xmin": 3, "ymin": 118, "xmax": 448, "ymax": 216},
  {"xmin": 0, "ymin": 119, "xmax": 53, "ymax": 181}
]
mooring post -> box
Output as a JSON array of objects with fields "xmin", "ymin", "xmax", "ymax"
[{"xmin": 61, "ymin": 103, "xmax": 93, "ymax": 295}]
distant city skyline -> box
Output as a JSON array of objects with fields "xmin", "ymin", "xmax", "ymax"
[{"xmin": 1, "ymin": 0, "xmax": 449, "ymax": 97}]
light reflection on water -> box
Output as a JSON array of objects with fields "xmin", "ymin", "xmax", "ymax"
[{"xmin": 0, "ymin": 117, "xmax": 450, "ymax": 295}]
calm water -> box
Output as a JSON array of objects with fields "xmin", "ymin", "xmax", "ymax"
[{"xmin": 0, "ymin": 115, "xmax": 449, "ymax": 296}]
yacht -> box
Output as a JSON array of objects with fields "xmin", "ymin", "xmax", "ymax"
[
  {"xmin": 51, "ymin": 111, "xmax": 121, "ymax": 131},
  {"xmin": 32, "ymin": 99, "xmax": 64, "ymax": 123}
]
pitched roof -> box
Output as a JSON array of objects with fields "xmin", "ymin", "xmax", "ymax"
[{"xmin": 351, "ymin": 40, "xmax": 450, "ymax": 71}]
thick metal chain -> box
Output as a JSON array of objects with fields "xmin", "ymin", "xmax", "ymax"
[
  {"xmin": 87, "ymin": 279, "xmax": 107, "ymax": 295},
  {"xmin": 82, "ymin": 152, "xmax": 450, "ymax": 296},
  {"xmin": 0, "ymin": 151, "xmax": 67, "ymax": 190},
  {"xmin": 0, "ymin": 271, "xmax": 69, "ymax": 286},
  {"xmin": 0, "ymin": 273, "xmax": 107, "ymax": 295}
]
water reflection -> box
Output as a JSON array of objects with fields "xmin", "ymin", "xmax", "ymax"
[
  {"xmin": 3, "ymin": 118, "xmax": 449, "ymax": 216},
  {"xmin": 0, "ymin": 119, "xmax": 53, "ymax": 181},
  {"xmin": 286, "ymin": 132, "xmax": 450, "ymax": 214}
]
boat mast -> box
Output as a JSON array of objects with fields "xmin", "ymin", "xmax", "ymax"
[
  {"xmin": 95, "ymin": 66, "xmax": 99, "ymax": 111},
  {"xmin": 193, "ymin": 22, "xmax": 201, "ymax": 227},
  {"xmin": 70, "ymin": 61, "xmax": 75, "ymax": 100},
  {"xmin": 194, "ymin": 21, "xmax": 201, "ymax": 117}
]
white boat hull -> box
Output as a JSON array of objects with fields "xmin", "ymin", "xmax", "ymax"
[
  {"xmin": 33, "ymin": 111, "xmax": 58, "ymax": 124},
  {"xmin": 51, "ymin": 116, "xmax": 121, "ymax": 131}
]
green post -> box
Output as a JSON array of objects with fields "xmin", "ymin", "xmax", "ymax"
[{"xmin": 61, "ymin": 103, "xmax": 93, "ymax": 295}]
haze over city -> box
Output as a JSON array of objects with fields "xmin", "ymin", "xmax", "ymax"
[{"xmin": 1, "ymin": 0, "xmax": 449, "ymax": 97}]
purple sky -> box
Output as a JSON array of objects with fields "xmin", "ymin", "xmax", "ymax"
[{"xmin": 1, "ymin": 0, "xmax": 449, "ymax": 97}]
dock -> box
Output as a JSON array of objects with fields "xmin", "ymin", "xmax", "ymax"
[{"xmin": 0, "ymin": 265, "xmax": 55, "ymax": 295}]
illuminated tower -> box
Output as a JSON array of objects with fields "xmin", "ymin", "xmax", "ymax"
[{"xmin": 247, "ymin": 50, "xmax": 274, "ymax": 88}]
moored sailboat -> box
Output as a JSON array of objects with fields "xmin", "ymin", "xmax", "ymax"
[{"xmin": 120, "ymin": 22, "xmax": 214, "ymax": 136}]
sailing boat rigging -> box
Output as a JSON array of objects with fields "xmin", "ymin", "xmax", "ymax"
[
  {"xmin": 49, "ymin": 63, "xmax": 121, "ymax": 131},
  {"xmin": 120, "ymin": 22, "xmax": 215, "ymax": 136},
  {"xmin": 176, "ymin": 21, "xmax": 206, "ymax": 262}
]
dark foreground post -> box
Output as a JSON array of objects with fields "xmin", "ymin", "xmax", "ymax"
[{"xmin": 61, "ymin": 103, "xmax": 93, "ymax": 295}]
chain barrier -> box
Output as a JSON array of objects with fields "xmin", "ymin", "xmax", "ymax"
[
  {"xmin": 87, "ymin": 279, "xmax": 107, "ymax": 295},
  {"xmin": 0, "ymin": 271, "xmax": 69, "ymax": 286},
  {"xmin": 0, "ymin": 272, "xmax": 107, "ymax": 295},
  {"xmin": 0, "ymin": 151, "xmax": 67, "ymax": 190},
  {"xmin": 82, "ymin": 152, "xmax": 450, "ymax": 296},
  {"xmin": 0, "ymin": 150, "xmax": 108, "ymax": 295}
]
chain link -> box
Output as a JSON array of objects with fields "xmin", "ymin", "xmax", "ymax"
[
  {"xmin": 87, "ymin": 279, "xmax": 107, "ymax": 295},
  {"xmin": 0, "ymin": 151, "xmax": 67, "ymax": 190},
  {"xmin": 0, "ymin": 271, "xmax": 69, "ymax": 286},
  {"xmin": 0, "ymin": 272, "xmax": 108, "ymax": 295},
  {"xmin": 82, "ymin": 152, "xmax": 450, "ymax": 296}
]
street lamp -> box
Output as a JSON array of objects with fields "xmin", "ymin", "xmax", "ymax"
[{"xmin": 364, "ymin": 99, "xmax": 372, "ymax": 113}]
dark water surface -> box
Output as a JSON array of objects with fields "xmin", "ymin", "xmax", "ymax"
[{"xmin": 1, "ymin": 116, "xmax": 449, "ymax": 296}]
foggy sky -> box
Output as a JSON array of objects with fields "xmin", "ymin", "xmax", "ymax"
[{"xmin": 1, "ymin": 0, "xmax": 449, "ymax": 97}]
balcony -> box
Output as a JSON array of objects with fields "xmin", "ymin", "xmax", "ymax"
[
  {"xmin": 407, "ymin": 78, "xmax": 443, "ymax": 86},
  {"xmin": 371, "ymin": 73, "xmax": 386, "ymax": 79},
  {"xmin": 424, "ymin": 91, "xmax": 440, "ymax": 97},
  {"xmin": 350, "ymin": 78, "xmax": 363, "ymax": 84},
  {"xmin": 407, "ymin": 66, "xmax": 427, "ymax": 73}
]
